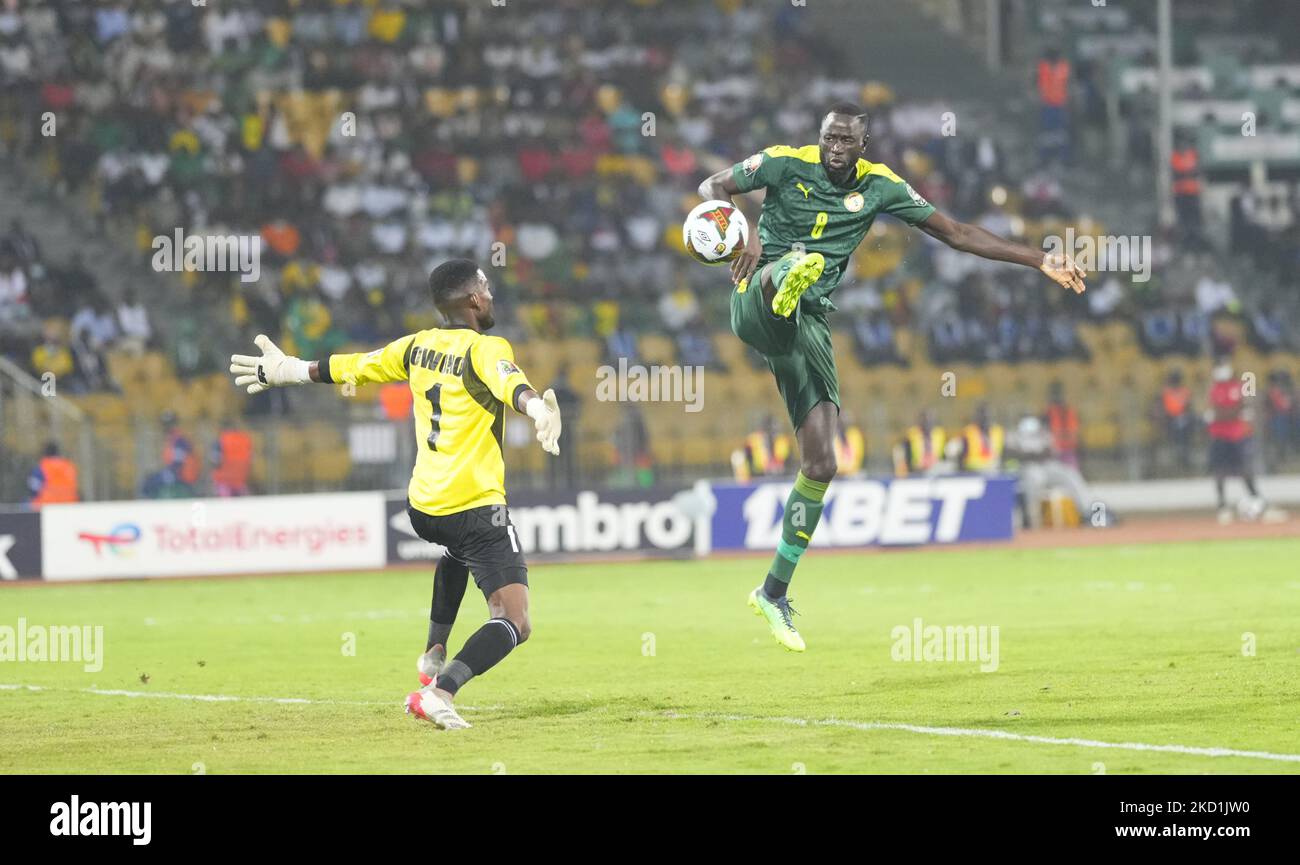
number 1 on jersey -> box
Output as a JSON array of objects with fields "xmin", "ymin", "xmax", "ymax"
[{"xmin": 426, "ymin": 384, "xmax": 442, "ymax": 451}]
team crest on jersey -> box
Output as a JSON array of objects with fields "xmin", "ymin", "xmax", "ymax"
[
  {"xmin": 497, "ymin": 359, "xmax": 522, "ymax": 379},
  {"xmin": 905, "ymin": 183, "xmax": 929, "ymax": 207},
  {"xmin": 843, "ymin": 191, "xmax": 865, "ymax": 212},
  {"xmin": 742, "ymin": 153, "xmax": 763, "ymax": 176}
]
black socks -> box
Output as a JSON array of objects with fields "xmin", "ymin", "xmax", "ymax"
[{"xmin": 437, "ymin": 618, "xmax": 521, "ymax": 696}]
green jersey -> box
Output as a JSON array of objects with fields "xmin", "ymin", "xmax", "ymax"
[{"xmin": 730, "ymin": 144, "xmax": 936, "ymax": 311}]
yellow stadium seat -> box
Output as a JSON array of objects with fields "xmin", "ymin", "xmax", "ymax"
[{"xmin": 1081, "ymin": 420, "xmax": 1119, "ymax": 450}]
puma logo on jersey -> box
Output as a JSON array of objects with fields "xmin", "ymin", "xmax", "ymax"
[
  {"xmin": 795, "ymin": 182, "xmax": 812, "ymax": 199},
  {"xmin": 795, "ymin": 531, "xmax": 811, "ymax": 541}
]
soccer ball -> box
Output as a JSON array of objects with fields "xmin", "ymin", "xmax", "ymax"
[{"xmin": 682, "ymin": 200, "xmax": 748, "ymax": 265}]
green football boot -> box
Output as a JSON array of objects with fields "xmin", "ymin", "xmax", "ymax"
[
  {"xmin": 748, "ymin": 587, "xmax": 806, "ymax": 652},
  {"xmin": 770, "ymin": 251, "xmax": 825, "ymax": 318}
]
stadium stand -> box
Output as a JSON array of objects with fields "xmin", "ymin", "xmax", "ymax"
[{"xmin": 0, "ymin": 0, "xmax": 1297, "ymax": 503}]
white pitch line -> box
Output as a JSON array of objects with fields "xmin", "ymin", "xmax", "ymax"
[
  {"xmin": 7, "ymin": 686, "xmax": 1289, "ymax": 763},
  {"xmin": 659, "ymin": 712, "xmax": 1300, "ymax": 764},
  {"xmin": 0, "ymin": 684, "xmax": 492, "ymax": 712}
]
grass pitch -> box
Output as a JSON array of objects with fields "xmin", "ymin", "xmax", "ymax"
[{"xmin": 3, "ymin": 537, "xmax": 1298, "ymax": 774}]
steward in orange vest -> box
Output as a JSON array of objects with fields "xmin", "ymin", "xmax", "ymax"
[
  {"xmin": 212, "ymin": 425, "xmax": 253, "ymax": 496},
  {"xmin": 29, "ymin": 442, "xmax": 78, "ymax": 509}
]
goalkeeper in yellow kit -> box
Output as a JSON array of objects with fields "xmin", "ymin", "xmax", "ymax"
[{"xmin": 229, "ymin": 259, "xmax": 562, "ymax": 730}]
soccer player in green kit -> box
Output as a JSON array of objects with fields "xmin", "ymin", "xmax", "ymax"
[{"xmin": 698, "ymin": 104, "xmax": 1087, "ymax": 652}]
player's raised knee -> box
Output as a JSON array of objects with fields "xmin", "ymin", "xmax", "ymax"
[
  {"xmin": 802, "ymin": 455, "xmax": 837, "ymax": 483},
  {"xmin": 511, "ymin": 615, "xmax": 531, "ymax": 644}
]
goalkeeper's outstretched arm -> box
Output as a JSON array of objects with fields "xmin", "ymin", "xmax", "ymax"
[{"xmin": 230, "ymin": 334, "xmax": 562, "ymax": 455}]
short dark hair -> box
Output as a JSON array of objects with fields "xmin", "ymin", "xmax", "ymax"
[
  {"xmin": 825, "ymin": 103, "xmax": 868, "ymax": 125},
  {"xmin": 428, "ymin": 259, "xmax": 482, "ymax": 306}
]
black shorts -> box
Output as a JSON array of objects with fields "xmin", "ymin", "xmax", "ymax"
[
  {"xmin": 1209, "ymin": 437, "xmax": 1249, "ymax": 473},
  {"xmin": 406, "ymin": 503, "xmax": 528, "ymax": 598}
]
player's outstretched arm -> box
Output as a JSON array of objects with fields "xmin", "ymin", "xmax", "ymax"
[
  {"xmin": 232, "ymin": 333, "xmax": 416, "ymax": 393},
  {"xmin": 515, "ymin": 387, "xmax": 561, "ymax": 456},
  {"xmin": 698, "ymin": 166, "xmax": 762, "ymax": 285},
  {"xmin": 229, "ymin": 334, "xmax": 321, "ymax": 394},
  {"xmin": 917, "ymin": 210, "xmax": 1087, "ymax": 294}
]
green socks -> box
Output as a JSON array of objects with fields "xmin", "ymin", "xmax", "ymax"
[{"xmin": 768, "ymin": 472, "xmax": 829, "ymax": 585}]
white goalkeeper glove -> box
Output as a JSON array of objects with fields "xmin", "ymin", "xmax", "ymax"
[
  {"xmin": 526, "ymin": 388, "xmax": 562, "ymax": 456},
  {"xmin": 230, "ymin": 334, "xmax": 313, "ymax": 394}
]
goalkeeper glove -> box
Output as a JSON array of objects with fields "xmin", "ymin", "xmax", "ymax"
[
  {"xmin": 526, "ymin": 389, "xmax": 562, "ymax": 456},
  {"xmin": 230, "ymin": 334, "xmax": 313, "ymax": 394}
]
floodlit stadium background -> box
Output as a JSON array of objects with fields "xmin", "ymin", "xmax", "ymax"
[{"xmin": 1, "ymin": 0, "xmax": 1299, "ymax": 576}]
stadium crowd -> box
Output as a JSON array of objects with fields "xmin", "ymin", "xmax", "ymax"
[
  {"xmin": 0, "ymin": 0, "xmax": 1297, "ymax": 502},
  {"xmin": 1, "ymin": 0, "xmax": 1229, "ymax": 383}
]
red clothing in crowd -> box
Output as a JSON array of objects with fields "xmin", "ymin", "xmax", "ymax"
[{"xmin": 1208, "ymin": 380, "xmax": 1251, "ymax": 441}]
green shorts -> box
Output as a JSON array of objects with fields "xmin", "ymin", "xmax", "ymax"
[{"xmin": 729, "ymin": 260, "xmax": 840, "ymax": 431}]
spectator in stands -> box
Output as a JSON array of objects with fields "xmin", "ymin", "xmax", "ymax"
[
  {"xmin": 928, "ymin": 310, "xmax": 969, "ymax": 365},
  {"xmin": 893, "ymin": 410, "xmax": 946, "ymax": 478},
  {"xmin": 732, "ymin": 414, "xmax": 792, "ymax": 483},
  {"xmin": 1140, "ymin": 303, "xmax": 1203, "ymax": 358},
  {"xmin": 1248, "ymin": 300, "xmax": 1290, "ymax": 353},
  {"xmin": 658, "ymin": 285, "xmax": 700, "ymax": 333},
  {"xmin": 47, "ymin": 252, "xmax": 96, "ymax": 314},
  {"xmin": 378, "ymin": 381, "xmax": 414, "ymax": 422},
  {"xmin": 210, "ymin": 419, "xmax": 253, "ymax": 497},
  {"xmin": 835, "ymin": 412, "xmax": 866, "ymax": 477},
  {"xmin": 1158, "ymin": 369, "xmax": 1195, "ymax": 472},
  {"xmin": 28, "ymin": 441, "xmax": 78, "ymax": 510},
  {"xmin": 115, "ymin": 287, "xmax": 152, "ymax": 355},
  {"xmin": 1171, "ymin": 133, "xmax": 1203, "ymax": 242},
  {"xmin": 142, "ymin": 411, "xmax": 200, "ymax": 499},
  {"xmin": 5, "ymin": 0, "xmax": 1293, "ymax": 503},
  {"xmin": 956, "ymin": 404, "xmax": 1005, "ymax": 474},
  {"xmin": 676, "ymin": 324, "xmax": 723, "ymax": 371},
  {"xmin": 6, "ymin": 219, "xmax": 41, "ymax": 275},
  {"xmin": 1045, "ymin": 311, "xmax": 1090, "ymax": 361},
  {"xmin": 605, "ymin": 325, "xmax": 638, "ymax": 366},
  {"xmin": 1087, "ymin": 275, "xmax": 1125, "ymax": 320},
  {"xmin": 1044, "ymin": 381, "xmax": 1080, "ymax": 468},
  {"xmin": 0, "ymin": 244, "xmax": 32, "ymax": 334},
  {"xmin": 1194, "ymin": 262, "xmax": 1239, "ymax": 316},
  {"xmin": 1035, "ymin": 47, "xmax": 1071, "ymax": 166},
  {"xmin": 284, "ymin": 287, "xmax": 344, "ymax": 363},
  {"xmin": 29, "ymin": 319, "xmax": 75, "ymax": 388},
  {"xmin": 1265, "ymin": 370, "xmax": 1298, "ymax": 468},
  {"xmin": 69, "ymin": 291, "xmax": 117, "ymax": 391},
  {"xmin": 852, "ymin": 313, "xmax": 906, "ymax": 367}
]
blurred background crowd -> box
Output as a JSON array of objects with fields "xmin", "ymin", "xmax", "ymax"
[{"xmin": 1, "ymin": 0, "xmax": 1298, "ymax": 506}]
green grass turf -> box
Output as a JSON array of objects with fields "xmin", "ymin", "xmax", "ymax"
[{"xmin": 2, "ymin": 537, "xmax": 1298, "ymax": 774}]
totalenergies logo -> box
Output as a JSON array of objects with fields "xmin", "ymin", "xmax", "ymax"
[{"xmin": 78, "ymin": 523, "xmax": 142, "ymax": 557}]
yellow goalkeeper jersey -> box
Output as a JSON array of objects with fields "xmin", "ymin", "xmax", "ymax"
[{"xmin": 325, "ymin": 325, "xmax": 533, "ymax": 516}]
